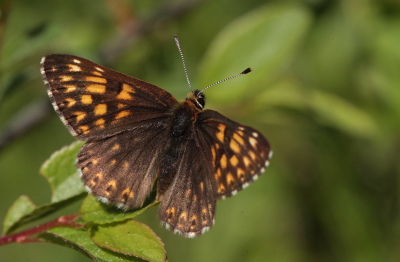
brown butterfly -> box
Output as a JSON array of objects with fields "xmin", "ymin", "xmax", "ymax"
[{"xmin": 41, "ymin": 37, "xmax": 272, "ymax": 237}]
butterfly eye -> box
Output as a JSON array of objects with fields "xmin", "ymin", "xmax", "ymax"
[{"xmin": 194, "ymin": 90, "xmax": 206, "ymax": 108}]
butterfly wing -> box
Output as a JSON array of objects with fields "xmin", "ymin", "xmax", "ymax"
[
  {"xmin": 158, "ymin": 107, "xmax": 271, "ymax": 237},
  {"xmin": 79, "ymin": 123, "xmax": 169, "ymax": 209},
  {"xmin": 41, "ymin": 54, "xmax": 178, "ymax": 140},
  {"xmin": 197, "ymin": 109, "xmax": 272, "ymax": 199},
  {"xmin": 41, "ymin": 54, "xmax": 178, "ymax": 209},
  {"xmin": 158, "ymin": 134, "xmax": 216, "ymax": 238}
]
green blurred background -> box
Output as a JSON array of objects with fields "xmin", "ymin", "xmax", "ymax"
[{"xmin": 1, "ymin": 0, "xmax": 400, "ymax": 261}]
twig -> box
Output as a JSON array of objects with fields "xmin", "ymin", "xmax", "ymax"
[
  {"xmin": 100, "ymin": 0, "xmax": 205, "ymax": 63},
  {"xmin": 0, "ymin": 214, "xmax": 83, "ymax": 246}
]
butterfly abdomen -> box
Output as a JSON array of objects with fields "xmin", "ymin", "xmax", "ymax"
[{"xmin": 158, "ymin": 101, "xmax": 199, "ymax": 196}]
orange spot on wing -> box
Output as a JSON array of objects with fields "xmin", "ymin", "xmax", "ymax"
[
  {"xmin": 115, "ymin": 110, "xmax": 130, "ymax": 119},
  {"xmin": 230, "ymin": 139, "xmax": 241, "ymax": 153},
  {"xmin": 233, "ymin": 132, "xmax": 245, "ymax": 145},
  {"xmin": 230, "ymin": 155, "xmax": 239, "ymax": 166},
  {"xmin": 211, "ymin": 146, "xmax": 217, "ymax": 163},
  {"xmin": 243, "ymin": 156, "xmax": 251, "ymax": 167},
  {"xmin": 220, "ymin": 154, "xmax": 228, "ymax": 168},
  {"xmin": 78, "ymin": 125, "xmax": 90, "ymax": 134},
  {"xmin": 218, "ymin": 184, "xmax": 226, "ymax": 194},
  {"xmin": 122, "ymin": 188, "xmax": 135, "ymax": 199},
  {"xmin": 179, "ymin": 212, "xmax": 188, "ymax": 221},
  {"xmin": 87, "ymin": 84, "xmax": 106, "ymax": 93},
  {"xmin": 68, "ymin": 64, "xmax": 81, "ymax": 72},
  {"xmin": 94, "ymin": 104, "xmax": 107, "ymax": 115},
  {"xmin": 81, "ymin": 95, "xmax": 93, "ymax": 104},
  {"xmin": 249, "ymin": 151, "xmax": 257, "ymax": 161},
  {"xmin": 249, "ymin": 137, "xmax": 258, "ymax": 148},
  {"xmin": 167, "ymin": 207, "xmax": 177, "ymax": 220},
  {"xmin": 106, "ymin": 180, "xmax": 117, "ymax": 192},
  {"xmin": 227, "ymin": 173, "xmax": 236, "ymax": 185},
  {"xmin": 95, "ymin": 118, "xmax": 105, "ymax": 128},
  {"xmin": 112, "ymin": 144, "xmax": 120, "ymax": 150},
  {"xmin": 216, "ymin": 124, "xmax": 226, "ymax": 142},
  {"xmin": 60, "ymin": 75, "xmax": 73, "ymax": 82},
  {"xmin": 216, "ymin": 168, "xmax": 222, "ymax": 180},
  {"xmin": 237, "ymin": 168, "xmax": 246, "ymax": 181},
  {"xmin": 95, "ymin": 67, "xmax": 104, "ymax": 72},
  {"xmin": 64, "ymin": 85, "xmax": 76, "ymax": 93},
  {"xmin": 86, "ymin": 76, "xmax": 107, "ymax": 83},
  {"xmin": 74, "ymin": 111, "xmax": 86, "ymax": 122},
  {"xmin": 65, "ymin": 98, "xmax": 76, "ymax": 107},
  {"xmin": 117, "ymin": 84, "xmax": 135, "ymax": 100}
]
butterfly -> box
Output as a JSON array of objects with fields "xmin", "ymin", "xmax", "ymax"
[{"xmin": 41, "ymin": 38, "xmax": 272, "ymax": 238}]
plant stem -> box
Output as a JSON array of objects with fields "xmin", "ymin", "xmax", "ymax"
[{"xmin": 0, "ymin": 214, "xmax": 82, "ymax": 246}]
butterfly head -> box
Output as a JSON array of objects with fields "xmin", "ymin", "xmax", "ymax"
[
  {"xmin": 184, "ymin": 67, "xmax": 252, "ymax": 111},
  {"xmin": 187, "ymin": 90, "xmax": 206, "ymax": 110}
]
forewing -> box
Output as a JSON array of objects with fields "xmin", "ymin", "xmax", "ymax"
[
  {"xmin": 198, "ymin": 109, "xmax": 272, "ymax": 199},
  {"xmin": 158, "ymin": 136, "xmax": 216, "ymax": 238},
  {"xmin": 41, "ymin": 54, "xmax": 178, "ymax": 140},
  {"xmin": 79, "ymin": 123, "xmax": 169, "ymax": 209}
]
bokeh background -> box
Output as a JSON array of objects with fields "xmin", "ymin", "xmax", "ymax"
[{"xmin": 1, "ymin": 0, "xmax": 400, "ymax": 261}]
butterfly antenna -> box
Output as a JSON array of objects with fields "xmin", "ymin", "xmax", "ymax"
[
  {"xmin": 197, "ymin": 67, "xmax": 252, "ymax": 95},
  {"xmin": 174, "ymin": 36, "xmax": 193, "ymax": 92}
]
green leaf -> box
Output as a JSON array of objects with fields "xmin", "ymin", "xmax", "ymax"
[
  {"xmin": 2, "ymin": 142, "xmax": 87, "ymax": 234},
  {"xmin": 198, "ymin": 3, "xmax": 312, "ymax": 104},
  {"xmin": 81, "ymin": 193, "xmax": 157, "ymax": 224},
  {"xmin": 310, "ymin": 91, "xmax": 378, "ymax": 137},
  {"xmin": 2, "ymin": 194, "xmax": 85, "ymax": 234},
  {"xmin": 40, "ymin": 141, "xmax": 86, "ymax": 202},
  {"xmin": 42, "ymin": 226, "xmax": 146, "ymax": 262},
  {"xmin": 2, "ymin": 195, "xmax": 35, "ymax": 234},
  {"xmin": 90, "ymin": 220, "xmax": 166, "ymax": 262}
]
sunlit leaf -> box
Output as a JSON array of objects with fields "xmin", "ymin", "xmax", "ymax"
[
  {"xmin": 42, "ymin": 226, "xmax": 146, "ymax": 262},
  {"xmin": 90, "ymin": 220, "xmax": 166, "ymax": 262},
  {"xmin": 2, "ymin": 195, "xmax": 35, "ymax": 234},
  {"xmin": 40, "ymin": 141, "xmax": 85, "ymax": 202}
]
